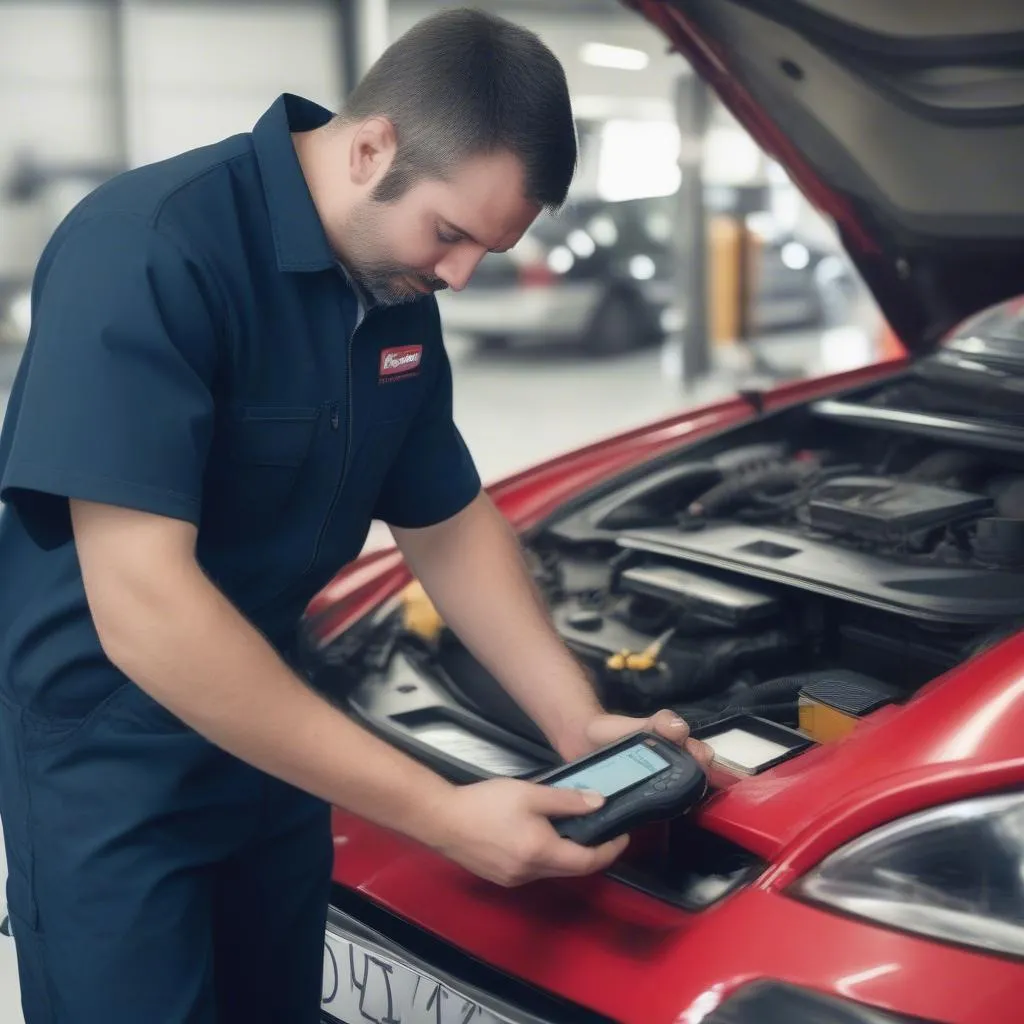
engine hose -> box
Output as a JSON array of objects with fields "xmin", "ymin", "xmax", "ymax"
[
  {"xmin": 607, "ymin": 631, "xmax": 803, "ymax": 708},
  {"xmin": 600, "ymin": 462, "xmax": 722, "ymax": 531},
  {"xmin": 687, "ymin": 462, "xmax": 819, "ymax": 518},
  {"xmin": 906, "ymin": 448, "xmax": 982, "ymax": 484},
  {"xmin": 745, "ymin": 673, "xmax": 832, "ymax": 700},
  {"xmin": 681, "ymin": 631, "xmax": 802, "ymax": 695}
]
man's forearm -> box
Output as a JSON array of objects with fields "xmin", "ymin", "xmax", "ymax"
[
  {"xmin": 96, "ymin": 560, "xmax": 455, "ymax": 846},
  {"xmin": 392, "ymin": 494, "xmax": 603, "ymax": 759}
]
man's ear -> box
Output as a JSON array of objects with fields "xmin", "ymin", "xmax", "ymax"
[{"xmin": 348, "ymin": 116, "xmax": 397, "ymax": 187}]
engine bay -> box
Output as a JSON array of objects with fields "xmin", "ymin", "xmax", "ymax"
[
  {"xmin": 462, "ymin": 384, "xmax": 1024, "ymax": 739},
  {"xmin": 307, "ymin": 357, "xmax": 1024, "ymax": 907},
  {"xmin": 312, "ymin": 358, "xmax": 1024, "ymax": 750}
]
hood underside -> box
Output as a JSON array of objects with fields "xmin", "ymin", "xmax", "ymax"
[{"xmin": 629, "ymin": 0, "xmax": 1024, "ymax": 353}]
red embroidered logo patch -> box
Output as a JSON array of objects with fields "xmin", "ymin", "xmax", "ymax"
[{"xmin": 379, "ymin": 345, "xmax": 423, "ymax": 381}]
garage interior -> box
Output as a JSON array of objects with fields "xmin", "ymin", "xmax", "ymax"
[{"xmin": 0, "ymin": 0, "xmax": 896, "ymax": 1018}]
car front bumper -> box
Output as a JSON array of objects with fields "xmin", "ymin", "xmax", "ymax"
[
  {"xmin": 320, "ymin": 895, "xmax": 948, "ymax": 1024},
  {"xmin": 324, "ymin": 809, "xmax": 1023, "ymax": 1024}
]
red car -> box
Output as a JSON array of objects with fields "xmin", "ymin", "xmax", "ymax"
[{"xmin": 304, "ymin": 3, "xmax": 1024, "ymax": 1022}]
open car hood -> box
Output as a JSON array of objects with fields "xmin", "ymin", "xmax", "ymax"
[{"xmin": 627, "ymin": 0, "xmax": 1024, "ymax": 354}]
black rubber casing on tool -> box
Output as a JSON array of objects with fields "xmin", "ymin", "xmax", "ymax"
[{"xmin": 532, "ymin": 732, "xmax": 708, "ymax": 846}]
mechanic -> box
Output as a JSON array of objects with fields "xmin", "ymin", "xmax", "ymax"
[{"xmin": 0, "ymin": 8, "xmax": 711, "ymax": 1024}]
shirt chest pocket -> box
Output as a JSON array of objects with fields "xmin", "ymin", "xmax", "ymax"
[{"xmin": 202, "ymin": 405, "xmax": 326, "ymax": 542}]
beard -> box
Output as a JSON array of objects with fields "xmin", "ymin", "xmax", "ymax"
[{"xmin": 339, "ymin": 201, "xmax": 447, "ymax": 307}]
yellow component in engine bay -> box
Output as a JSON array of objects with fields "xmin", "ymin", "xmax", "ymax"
[{"xmin": 399, "ymin": 580, "xmax": 445, "ymax": 642}]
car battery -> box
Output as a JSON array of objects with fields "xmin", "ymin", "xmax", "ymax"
[{"xmin": 798, "ymin": 671, "xmax": 898, "ymax": 742}]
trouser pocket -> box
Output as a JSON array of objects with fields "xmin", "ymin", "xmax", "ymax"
[{"xmin": 21, "ymin": 679, "xmax": 188, "ymax": 754}]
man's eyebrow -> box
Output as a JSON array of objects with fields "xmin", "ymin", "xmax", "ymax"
[{"xmin": 441, "ymin": 218, "xmax": 507, "ymax": 254}]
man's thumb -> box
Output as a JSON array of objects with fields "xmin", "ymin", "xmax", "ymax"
[{"xmin": 531, "ymin": 784, "xmax": 605, "ymax": 818}]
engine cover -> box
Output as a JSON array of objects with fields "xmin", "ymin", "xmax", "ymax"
[{"xmin": 807, "ymin": 476, "xmax": 993, "ymax": 542}]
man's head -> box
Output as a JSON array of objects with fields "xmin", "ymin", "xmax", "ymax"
[{"xmin": 296, "ymin": 7, "xmax": 576, "ymax": 306}]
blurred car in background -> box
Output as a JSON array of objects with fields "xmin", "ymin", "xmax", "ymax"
[
  {"xmin": 436, "ymin": 190, "xmax": 856, "ymax": 355},
  {"xmin": 0, "ymin": 280, "xmax": 30, "ymax": 349}
]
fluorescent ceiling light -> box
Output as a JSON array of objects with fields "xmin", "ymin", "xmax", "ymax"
[
  {"xmin": 580, "ymin": 42, "xmax": 649, "ymax": 71},
  {"xmin": 596, "ymin": 120, "xmax": 681, "ymax": 201}
]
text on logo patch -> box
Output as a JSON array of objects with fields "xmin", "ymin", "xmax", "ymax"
[{"xmin": 379, "ymin": 345, "xmax": 423, "ymax": 379}]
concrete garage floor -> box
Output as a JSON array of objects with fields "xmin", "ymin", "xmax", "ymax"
[{"xmin": 0, "ymin": 322, "xmax": 878, "ymax": 1020}]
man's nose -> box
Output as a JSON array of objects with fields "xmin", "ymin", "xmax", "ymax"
[{"xmin": 435, "ymin": 245, "xmax": 486, "ymax": 292}]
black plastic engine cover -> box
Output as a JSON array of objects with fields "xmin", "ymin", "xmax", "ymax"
[{"xmin": 807, "ymin": 476, "xmax": 992, "ymax": 541}]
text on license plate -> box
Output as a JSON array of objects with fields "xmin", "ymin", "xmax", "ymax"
[{"xmin": 322, "ymin": 925, "xmax": 518, "ymax": 1023}]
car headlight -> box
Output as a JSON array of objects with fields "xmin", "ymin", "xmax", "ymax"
[{"xmin": 792, "ymin": 791, "xmax": 1024, "ymax": 958}]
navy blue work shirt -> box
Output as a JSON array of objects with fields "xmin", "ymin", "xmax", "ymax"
[{"xmin": 0, "ymin": 94, "xmax": 481, "ymax": 722}]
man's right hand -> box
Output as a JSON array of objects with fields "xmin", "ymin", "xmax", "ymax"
[{"xmin": 425, "ymin": 778, "xmax": 629, "ymax": 887}]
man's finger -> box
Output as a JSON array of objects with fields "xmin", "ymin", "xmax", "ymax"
[
  {"xmin": 648, "ymin": 707, "xmax": 690, "ymax": 745},
  {"xmin": 528, "ymin": 783, "xmax": 605, "ymax": 818},
  {"xmin": 544, "ymin": 834, "xmax": 630, "ymax": 877},
  {"xmin": 686, "ymin": 737, "xmax": 714, "ymax": 767}
]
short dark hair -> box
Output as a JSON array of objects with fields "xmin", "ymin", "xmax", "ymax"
[{"xmin": 337, "ymin": 7, "xmax": 577, "ymax": 209}]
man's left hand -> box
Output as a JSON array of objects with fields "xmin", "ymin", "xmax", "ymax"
[{"xmin": 579, "ymin": 708, "xmax": 714, "ymax": 768}]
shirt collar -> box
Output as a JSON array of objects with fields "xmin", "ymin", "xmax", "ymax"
[
  {"xmin": 251, "ymin": 93, "xmax": 338, "ymax": 273},
  {"xmin": 335, "ymin": 259, "xmax": 376, "ymax": 319}
]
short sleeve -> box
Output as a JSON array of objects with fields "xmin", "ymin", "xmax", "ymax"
[
  {"xmin": 373, "ymin": 326, "xmax": 481, "ymax": 529},
  {"xmin": 0, "ymin": 214, "xmax": 220, "ymax": 546}
]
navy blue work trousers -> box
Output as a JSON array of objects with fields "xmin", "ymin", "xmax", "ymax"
[{"xmin": 0, "ymin": 681, "xmax": 333, "ymax": 1023}]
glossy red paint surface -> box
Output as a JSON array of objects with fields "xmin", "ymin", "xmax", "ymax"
[{"xmin": 330, "ymin": 811, "xmax": 1023, "ymax": 1024}]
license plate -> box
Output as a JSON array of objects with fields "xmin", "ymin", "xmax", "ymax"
[{"xmin": 322, "ymin": 921, "xmax": 519, "ymax": 1023}]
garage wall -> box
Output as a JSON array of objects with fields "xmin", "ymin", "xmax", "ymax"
[
  {"xmin": 0, "ymin": 0, "xmax": 343, "ymax": 282},
  {"xmin": 0, "ymin": 3, "xmax": 119, "ymax": 279},
  {"xmin": 122, "ymin": 1, "xmax": 343, "ymax": 166}
]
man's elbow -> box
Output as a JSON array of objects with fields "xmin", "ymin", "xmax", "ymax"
[
  {"xmin": 70, "ymin": 500, "xmax": 201, "ymax": 674},
  {"xmin": 84, "ymin": 560, "xmax": 190, "ymax": 677}
]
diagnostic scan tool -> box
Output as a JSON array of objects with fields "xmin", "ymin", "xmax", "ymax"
[{"xmin": 533, "ymin": 732, "xmax": 708, "ymax": 846}]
